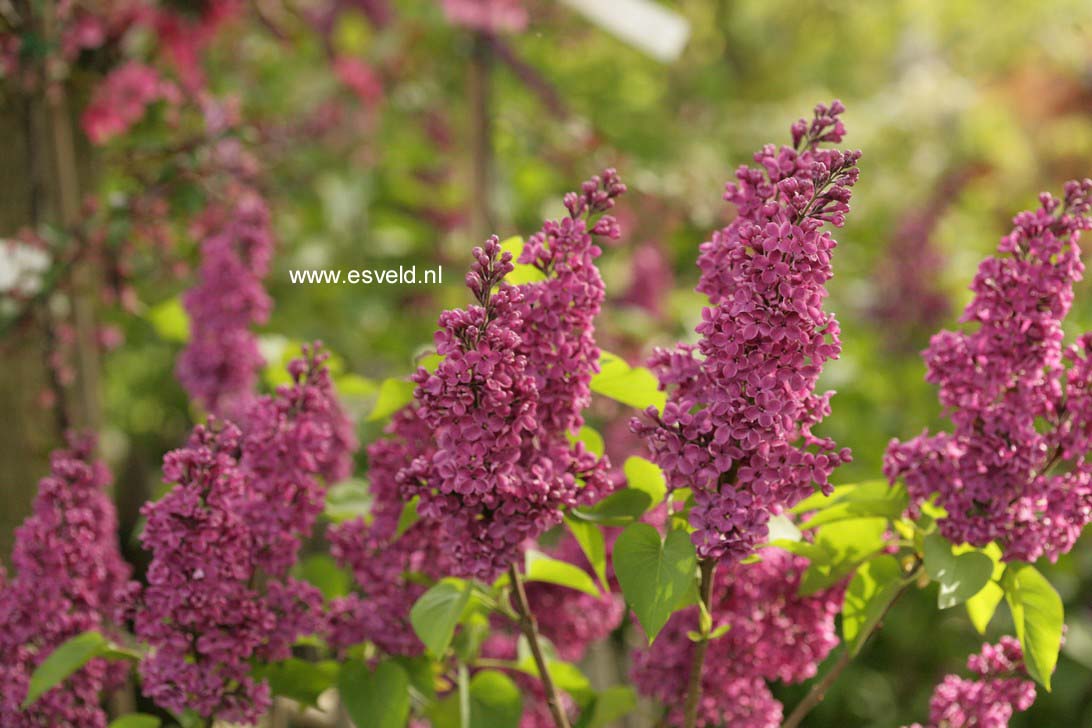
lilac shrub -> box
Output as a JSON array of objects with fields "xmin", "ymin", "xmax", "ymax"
[
  {"xmin": 0, "ymin": 436, "xmax": 138, "ymax": 728},
  {"xmin": 885, "ymin": 180, "xmax": 1092, "ymax": 562},
  {"xmin": 633, "ymin": 102, "xmax": 858, "ymax": 564}
]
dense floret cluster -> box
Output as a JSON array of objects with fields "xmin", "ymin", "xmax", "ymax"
[
  {"xmin": 633, "ymin": 102, "xmax": 857, "ymax": 563},
  {"xmin": 908, "ymin": 637, "xmax": 1036, "ymax": 728},
  {"xmin": 402, "ymin": 172, "xmax": 624, "ymax": 580},
  {"xmin": 138, "ymin": 346, "xmax": 352, "ymax": 722},
  {"xmin": 0, "ymin": 437, "xmax": 137, "ymax": 728},
  {"xmin": 631, "ymin": 548, "xmax": 842, "ymax": 727},
  {"xmin": 885, "ymin": 179, "xmax": 1092, "ymax": 562},
  {"xmin": 328, "ymin": 406, "xmax": 455, "ymax": 656},
  {"xmin": 177, "ymin": 189, "xmax": 274, "ymax": 417}
]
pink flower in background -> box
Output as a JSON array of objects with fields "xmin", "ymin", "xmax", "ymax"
[
  {"xmin": 0, "ymin": 436, "xmax": 138, "ymax": 728},
  {"xmin": 622, "ymin": 243, "xmax": 675, "ymax": 318},
  {"xmin": 442, "ymin": 0, "xmax": 527, "ymax": 33},
  {"xmin": 333, "ymin": 56, "xmax": 384, "ymax": 105},
  {"xmin": 177, "ymin": 190, "xmax": 273, "ymax": 417},
  {"xmin": 81, "ymin": 62, "xmax": 170, "ymax": 144},
  {"xmin": 908, "ymin": 637, "xmax": 1036, "ymax": 728},
  {"xmin": 631, "ymin": 549, "xmax": 842, "ymax": 727},
  {"xmin": 633, "ymin": 102, "xmax": 858, "ymax": 564},
  {"xmin": 885, "ymin": 180, "xmax": 1092, "ymax": 563}
]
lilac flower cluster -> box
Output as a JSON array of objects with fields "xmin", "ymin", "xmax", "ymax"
[
  {"xmin": 328, "ymin": 407, "xmax": 456, "ymax": 656},
  {"xmin": 885, "ymin": 180, "xmax": 1092, "ymax": 563},
  {"xmin": 870, "ymin": 168, "xmax": 978, "ymax": 349},
  {"xmin": 403, "ymin": 172, "xmax": 625, "ymax": 580},
  {"xmin": 177, "ymin": 189, "xmax": 274, "ymax": 417},
  {"xmin": 241, "ymin": 343, "xmax": 357, "ymax": 575},
  {"xmin": 909, "ymin": 637, "xmax": 1035, "ymax": 728},
  {"xmin": 0, "ymin": 436, "xmax": 137, "ymax": 728},
  {"xmin": 633, "ymin": 102, "xmax": 858, "ymax": 563},
  {"xmin": 139, "ymin": 346, "xmax": 353, "ymax": 723},
  {"xmin": 631, "ymin": 548, "xmax": 842, "ymax": 727}
]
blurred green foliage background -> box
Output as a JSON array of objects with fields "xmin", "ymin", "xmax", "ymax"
[{"xmin": 86, "ymin": 1, "xmax": 1092, "ymax": 725}]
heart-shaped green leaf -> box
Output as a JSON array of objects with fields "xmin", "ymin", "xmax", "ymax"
[{"xmin": 613, "ymin": 524, "xmax": 697, "ymax": 644}]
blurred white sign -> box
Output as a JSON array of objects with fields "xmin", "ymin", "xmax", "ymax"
[{"xmin": 558, "ymin": 0, "xmax": 691, "ymax": 63}]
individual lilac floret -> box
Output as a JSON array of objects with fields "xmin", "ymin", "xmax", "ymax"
[
  {"xmin": 403, "ymin": 172, "xmax": 625, "ymax": 581},
  {"xmin": 177, "ymin": 190, "xmax": 273, "ymax": 417},
  {"xmin": 0, "ymin": 436, "xmax": 138, "ymax": 728},
  {"xmin": 241, "ymin": 343, "xmax": 357, "ymax": 575},
  {"xmin": 633, "ymin": 102, "xmax": 857, "ymax": 564},
  {"xmin": 885, "ymin": 179, "xmax": 1092, "ymax": 563},
  {"xmin": 631, "ymin": 548, "xmax": 842, "ymax": 727},
  {"xmin": 907, "ymin": 637, "xmax": 1036, "ymax": 728}
]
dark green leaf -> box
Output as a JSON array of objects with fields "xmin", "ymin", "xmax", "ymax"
[
  {"xmin": 339, "ymin": 659, "xmax": 410, "ymax": 728},
  {"xmin": 613, "ymin": 524, "xmax": 697, "ymax": 643},
  {"xmin": 570, "ymin": 489, "xmax": 652, "ymax": 526},
  {"xmin": 23, "ymin": 631, "xmax": 108, "ymax": 708},
  {"xmin": 257, "ymin": 659, "xmax": 339, "ymax": 708},
  {"xmin": 411, "ymin": 578, "xmax": 472, "ymax": 656},
  {"xmin": 923, "ymin": 534, "xmax": 993, "ymax": 609}
]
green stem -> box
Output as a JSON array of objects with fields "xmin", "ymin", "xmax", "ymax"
[{"xmin": 683, "ymin": 558, "xmax": 717, "ymax": 728}]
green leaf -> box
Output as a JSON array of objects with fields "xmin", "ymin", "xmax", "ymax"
[
  {"xmin": 590, "ymin": 351, "xmax": 667, "ymax": 411},
  {"xmin": 411, "ymin": 578, "xmax": 472, "ymax": 657},
  {"xmin": 967, "ymin": 581, "xmax": 1005, "ymax": 634},
  {"xmin": 799, "ymin": 518, "xmax": 888, "ymax": 596},
  {"xmin": 1003, "ymin": 563, "xmax": 1064, "ymax": 691},
  {"xmin": 323, "ymin": 479, "xmax": 372, "ymax": 523},
  {"xmin": 339, "ymin": 659, "xmax": 410, "ymax": 728},
  {"xmin": 23, "ymin": 631, "xmax": 108, "ymax": 707},
  {"xmin": 965, "ymin": 543, "xmax": 1006, "ymax": 634},
  {"xmin": 108, "ymin": 715, "xmax": 162, "ymax": 728},
  {"xmin": 395, "ymin": 495, "xmax": 422, "ymax": 538},
  {"xmin": 797, "ymin": 481, "xmax": 908, "ymax": 529},
  {"xmin": 568, "ymin": 426, "xmax": 605, "ymax": 457},
  {"xmin": 570, "ymin": 489, "xmax": 652, "ymax": 526},
  {"xmin": 613, "ymin": 524, "xmax": 697, "ymax": 644},
  {"xmin": 514, "ymin": 637, "xmax": 595, "ymax": 707},
  {"xmin": 524, "ymin": 550, "xmax": 601, "ymax": 597},
  {"xmin": 146, "ymin": 296, "xmax": 190, "ymax": 343},
  {"xmin": 575, "ymin": 686, "xmax": 638, "ymax": 728},
  {"xmin": 841, "ymin": 555, "xmax": 902, "ymax": 656},
  {"xmin": 368, "ymin": 378, "xmax": 416, "ymax": 421},
  {"xmin": 467, "ymin": 670, "xmax": 523, "ymax": 728},
  {"xmin": 257, "ymin": 659, "xmax": 339, "ymax": 708},
  {"xmin": 565, "ymin": 517, "xmax": 608, "ymax": 590},
  {"xmin": 624, "ymin": 456, "xmax": 667, "ymax": 505},
  {"xmin": 295, "ymin": 554, "xmax": 351, "ymax": 600},
  {"xmin": 923, "ymin": 534, "xmax": 994, "ymax": 609}
]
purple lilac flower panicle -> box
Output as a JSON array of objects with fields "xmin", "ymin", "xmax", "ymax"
[
  {"xmin": 633, "ymin": 102, "xmax": 857, "ymax": 564},
  {"xmin": 403, "ymin": 172, "xmax": 625, "ymax": 581},
  {"xmin": 177, "ymin": 189, "xmax": 274, "ymax": 417},
  {"xmin": 241, "ymin": 342, "xmax": 358, "ymax": 575},
  {"xmin": 631, "ymin": 548, "xmax": 842, "ymax": 727},
  {"xmin": 906, "ymin": 637, "xmax": 1036, "ymax": 728},
  {"xmin": 0, "ymin": 435, "xmax": 138, "ymax": 728},
  {"xmin": 885, "ymin": 179, "xmax": 1092, "ymax": 563}
]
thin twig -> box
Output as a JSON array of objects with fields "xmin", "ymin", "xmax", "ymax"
[
  {"xmin": 781, "ymin": 577, "xmax": 914, "ymax": 728},
  {"xmin": 507, "ymin": 563, "xmax": 572, "ymax": 728},
  {"xmin": 682, "ymin": 558, "xmax": 717, "ymax": 728}
]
